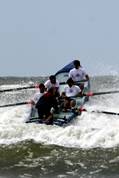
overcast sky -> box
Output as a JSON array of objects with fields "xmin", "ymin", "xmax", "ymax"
[{"xmin": 0, "ymin": 0, "xmax": 119, "ymax": 76}]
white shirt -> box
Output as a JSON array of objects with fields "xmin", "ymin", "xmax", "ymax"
[
  {"xmin": 44, "ymin": 79, "xmax": 60, "ymax": 90},
  {"xmin": 32, "ymin": 92, "xmax": 44, "ymax": 104},
  {"xmin": 69, "ymin": 67, "xmax": 87, "ymax": 81},
  {"xmin": 64, "ymin": 85, "xmax": 81, "ymax": 97}
]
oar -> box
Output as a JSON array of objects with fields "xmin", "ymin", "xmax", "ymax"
[
  {"xmin": 0, "ymin": 85, "xmax": 37, "ymax": 93},
  {"xmin": 0, "ymin": 101, "xmax": 30, "ymax": 108},
  {"xmin": 0, "ymin": 79, "xmax": 88, "ymax": 93},
  {"xmin": 79, "ymin": 108, "xmax": 119, "ymax": 116},
  {"xmin": 59, "ymin": 79, "xmax": 88, "ymax": 85},
  {"xmin": 82, "ymin": 90, "xmax": 119, "ymax": 97}
]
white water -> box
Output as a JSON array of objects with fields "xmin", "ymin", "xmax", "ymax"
[{"xmin": 1, "ymin": 84, "xmax": 119, "ymax": 149}]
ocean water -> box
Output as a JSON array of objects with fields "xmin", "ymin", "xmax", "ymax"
[{"xmin": 0, "ymin": 76, "xmax": 119, "ymax": 178}]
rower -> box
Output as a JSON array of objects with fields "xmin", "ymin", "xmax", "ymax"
[
  {"xmin": 44, "ymin": 75, "xmax": 60, "ymax": 93},
  {"xmin": 69, "ymin": 60, "xmax": 89, "ymax": 91},
  {"xmin": 30, "ymin": 83, "xmax": 46, "ymax": 117},
  {"xmin": 31, "ymin": 83, "xmax": 46, "ymax": 105},
  {"xmin": 35, "ymin": 87, "xmax": 58, "ymax": 124},
  {"xmin": 44, "ymin": 75, "xmax": 60, "ymax": 112},
  {"xmin": 61, "ymin": 78, "xmax": 82, "ymax": 111}
]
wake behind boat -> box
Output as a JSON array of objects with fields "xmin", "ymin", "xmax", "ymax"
[{"xmin": 26, "ymin": 61, "xmax": 90, "ymax": 126}]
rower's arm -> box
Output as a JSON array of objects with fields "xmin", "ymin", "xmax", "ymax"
[{"xmin": 85, "ymin": 74, "xmax": 89, "ymax": 81}]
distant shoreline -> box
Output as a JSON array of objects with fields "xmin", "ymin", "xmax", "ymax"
[
  {"xmin": 0, "ymin": 76, "xmax": 48, "ymax": 85},
  {"xmin": 0, "ymin": 75, "xmax": 119, "ymax": 85}
]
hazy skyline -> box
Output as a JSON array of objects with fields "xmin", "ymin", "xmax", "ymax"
[{"xmin": 0, "ymin": 0, "xmax": 119, "ymax": 76}]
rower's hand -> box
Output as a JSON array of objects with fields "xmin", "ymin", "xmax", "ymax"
[
  {"xmin": 85, "ymin": 92, "xmax": 93, "ymax": 96},
  {"xmin": 29, "ymin": 100, "xmax": 35, "ymax": 105}
]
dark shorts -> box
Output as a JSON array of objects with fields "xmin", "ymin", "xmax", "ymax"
[
  {"xmin": 65, "ymin": 97, "xmax": 75, "ymax": 102},
  {"xmin": 37, "ymin": 104, "xmax": 51, "ymax": 118}
]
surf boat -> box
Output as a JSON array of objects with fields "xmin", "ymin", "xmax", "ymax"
[{"xmin": 26, "ymin": 61, "xmax": 90, "ymax": 126}]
